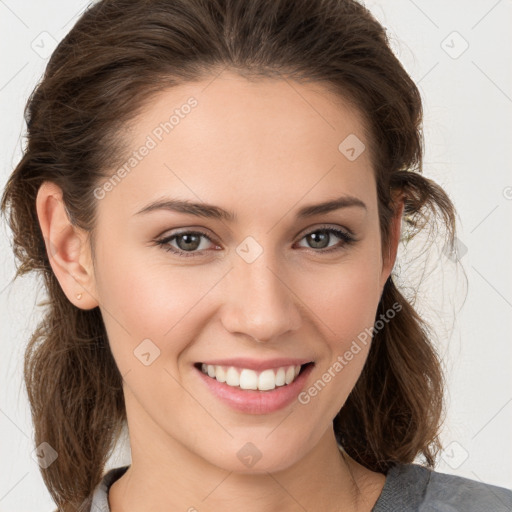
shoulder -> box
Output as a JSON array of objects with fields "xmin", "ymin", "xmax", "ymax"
[
  {"xmin": 373, "ymin": 463, "xmax": 512, "ymax": 512},
  {"xmin": 421, "ymin": 465, "xmax": 512, "ymax": 511}
]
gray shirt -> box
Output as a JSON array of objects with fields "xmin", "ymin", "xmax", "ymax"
[{"xmin": 87, "ymin": 463, "xmax": 512, "ymax": 511}]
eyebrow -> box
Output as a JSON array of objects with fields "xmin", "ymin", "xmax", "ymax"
[{"xmin": 133, "ymin": 195, "xmax": 367, "ymax": 222}]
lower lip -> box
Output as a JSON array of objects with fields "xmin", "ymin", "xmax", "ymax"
[{"xmin": 195, "ymin": 364, "xmax": 315, "ymax": 415}]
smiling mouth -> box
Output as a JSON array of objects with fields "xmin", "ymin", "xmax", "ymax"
[{"xmin": 194, "ymin": 362, "xmax": 314, "ymax": 392}]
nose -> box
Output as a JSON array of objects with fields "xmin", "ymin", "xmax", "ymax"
[{"xmin": 220, "ymin": 252, "xmax": 302, "ymax": 343}]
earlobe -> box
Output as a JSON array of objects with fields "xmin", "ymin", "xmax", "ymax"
[{"xmin": 35, "ymin": 181, "xmax": 99, "ymax": 310}]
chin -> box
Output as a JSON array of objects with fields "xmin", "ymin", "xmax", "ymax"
[{"xmin": 200, "ymin": 434, "xmax": 311, "ymax": 474}]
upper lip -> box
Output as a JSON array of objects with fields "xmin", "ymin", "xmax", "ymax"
[{"xmin": 197, "ymin": 358, "xmax": 314, "ymax": 372}]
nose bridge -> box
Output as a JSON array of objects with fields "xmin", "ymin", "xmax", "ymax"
[{"xmin": 222, "ymin": 246, "xmax": 301, "ymax": 342}]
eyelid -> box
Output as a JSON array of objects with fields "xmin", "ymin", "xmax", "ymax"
[
  {"xmin": 295, "ymin": 223, "xmax": 356, "ymax": 240},
  {"xmin": 156, "ymin": 227, "xmax": 220, "ymax": 248},
  {"xmin": 154, "ymin": 228, "xmax": 219, "ymax": 258},
  {"xmin": 155, "ymin": 223, "xmax": 357, "ymax": 257}
]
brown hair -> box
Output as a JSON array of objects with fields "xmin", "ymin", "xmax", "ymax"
[{"xmin": 1, "ymin": 0, "xmax": 456, "ymax": 510}]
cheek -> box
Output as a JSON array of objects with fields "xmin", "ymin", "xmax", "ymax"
[
  {"xmin": 92, "ymin": 240, "xmax": 219, "ymax": 373},
  {"xmin": 304, "ymin": 249, "xmax": 383, "ymax": 339},
  {"xmin": 298, "ymin": 249, "xmax": 383, "ymax": 402}
]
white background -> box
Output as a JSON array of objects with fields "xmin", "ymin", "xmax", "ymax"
[{"xmin": 1, "ymin": 0, "xmax": 511, "ymax": 510}]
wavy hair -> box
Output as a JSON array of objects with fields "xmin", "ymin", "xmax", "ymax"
[{"xmin": 1, "ymin": 0, "xmax": 456, "ymax": 510}]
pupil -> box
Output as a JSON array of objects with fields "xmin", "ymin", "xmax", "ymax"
[
  {"xmin": 308, "ymin": 231, "xmax": 328, "ymax": 249},
  {"xmin": 178, "ymin": 234, "xmax": 200, "ymax": 251}
]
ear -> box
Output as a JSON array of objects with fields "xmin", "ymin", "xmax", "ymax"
[
  {"xmin": 35, "ymin": 181, "xmax": 99, "ymax": 310},
  {"xmin": 379, "ymin": 191, "xmax": 405, "ymax": 290}
]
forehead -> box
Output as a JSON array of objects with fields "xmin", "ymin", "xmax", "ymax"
[{"xmin": 97, "ymin": 71, "xmax": 376, "ymax": 223}]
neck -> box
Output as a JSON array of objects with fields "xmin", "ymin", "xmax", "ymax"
[{"xmin": 108, "ymin": 395, "xmax": 385, "ymax": 512}]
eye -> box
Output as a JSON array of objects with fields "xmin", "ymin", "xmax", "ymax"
[
  {"xmin": 154, "ymin": 225, "xmax": 356, "ymax": 258},
  {"xmin": 155, "ymin": 230, "xmax": 219, "ymax": 258},
  {"xmin": 295, "ymin": 226, "xmax": 355, "ymax": 253}
]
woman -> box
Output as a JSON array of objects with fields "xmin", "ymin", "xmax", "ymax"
[{"xmin": 2, "ymin": 0, "xmax": 511, "ymax": 511}]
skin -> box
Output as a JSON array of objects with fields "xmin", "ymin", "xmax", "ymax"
[{"xmin": 36, "ymin": 70, "xmax": 403, "ymax": 512}]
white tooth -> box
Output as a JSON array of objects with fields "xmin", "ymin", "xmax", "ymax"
[
  {"xmin": 201, "ymin": 363, "xmax": 207, "ymax": 374},
  {"xmin": 239, "ymin": 369, "xmax": 258, "ymax": 390},
  {"xmin": 215, "ymin": 365, "xmax": 226, "ymax": 383},
  {"xmin": 211, "ymin": 365, "xmax": 300, "ymax": 390},
  {"xmin": 275, "ymin": 367, "xmax": 286, "ymax": 386},
  {"xmin": 258, "ymin": 369, "xmax": 276, "ymax": 391},
  {"xmin": 226, "ymin": 366, "xmax": 240, "ymax": 387},
  {"xmin": 285, "ymin": 366, "xmax": 295, "ymax": 385}
]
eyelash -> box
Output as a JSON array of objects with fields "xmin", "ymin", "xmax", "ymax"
[{"xmin": 154, "ymin": 225, "xmax": 356, "ymax": 258}]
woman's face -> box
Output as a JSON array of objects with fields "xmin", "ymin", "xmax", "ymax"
[{"xmin": 88, "ymin": 70, "xmax": 399, "ymax": 473}]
